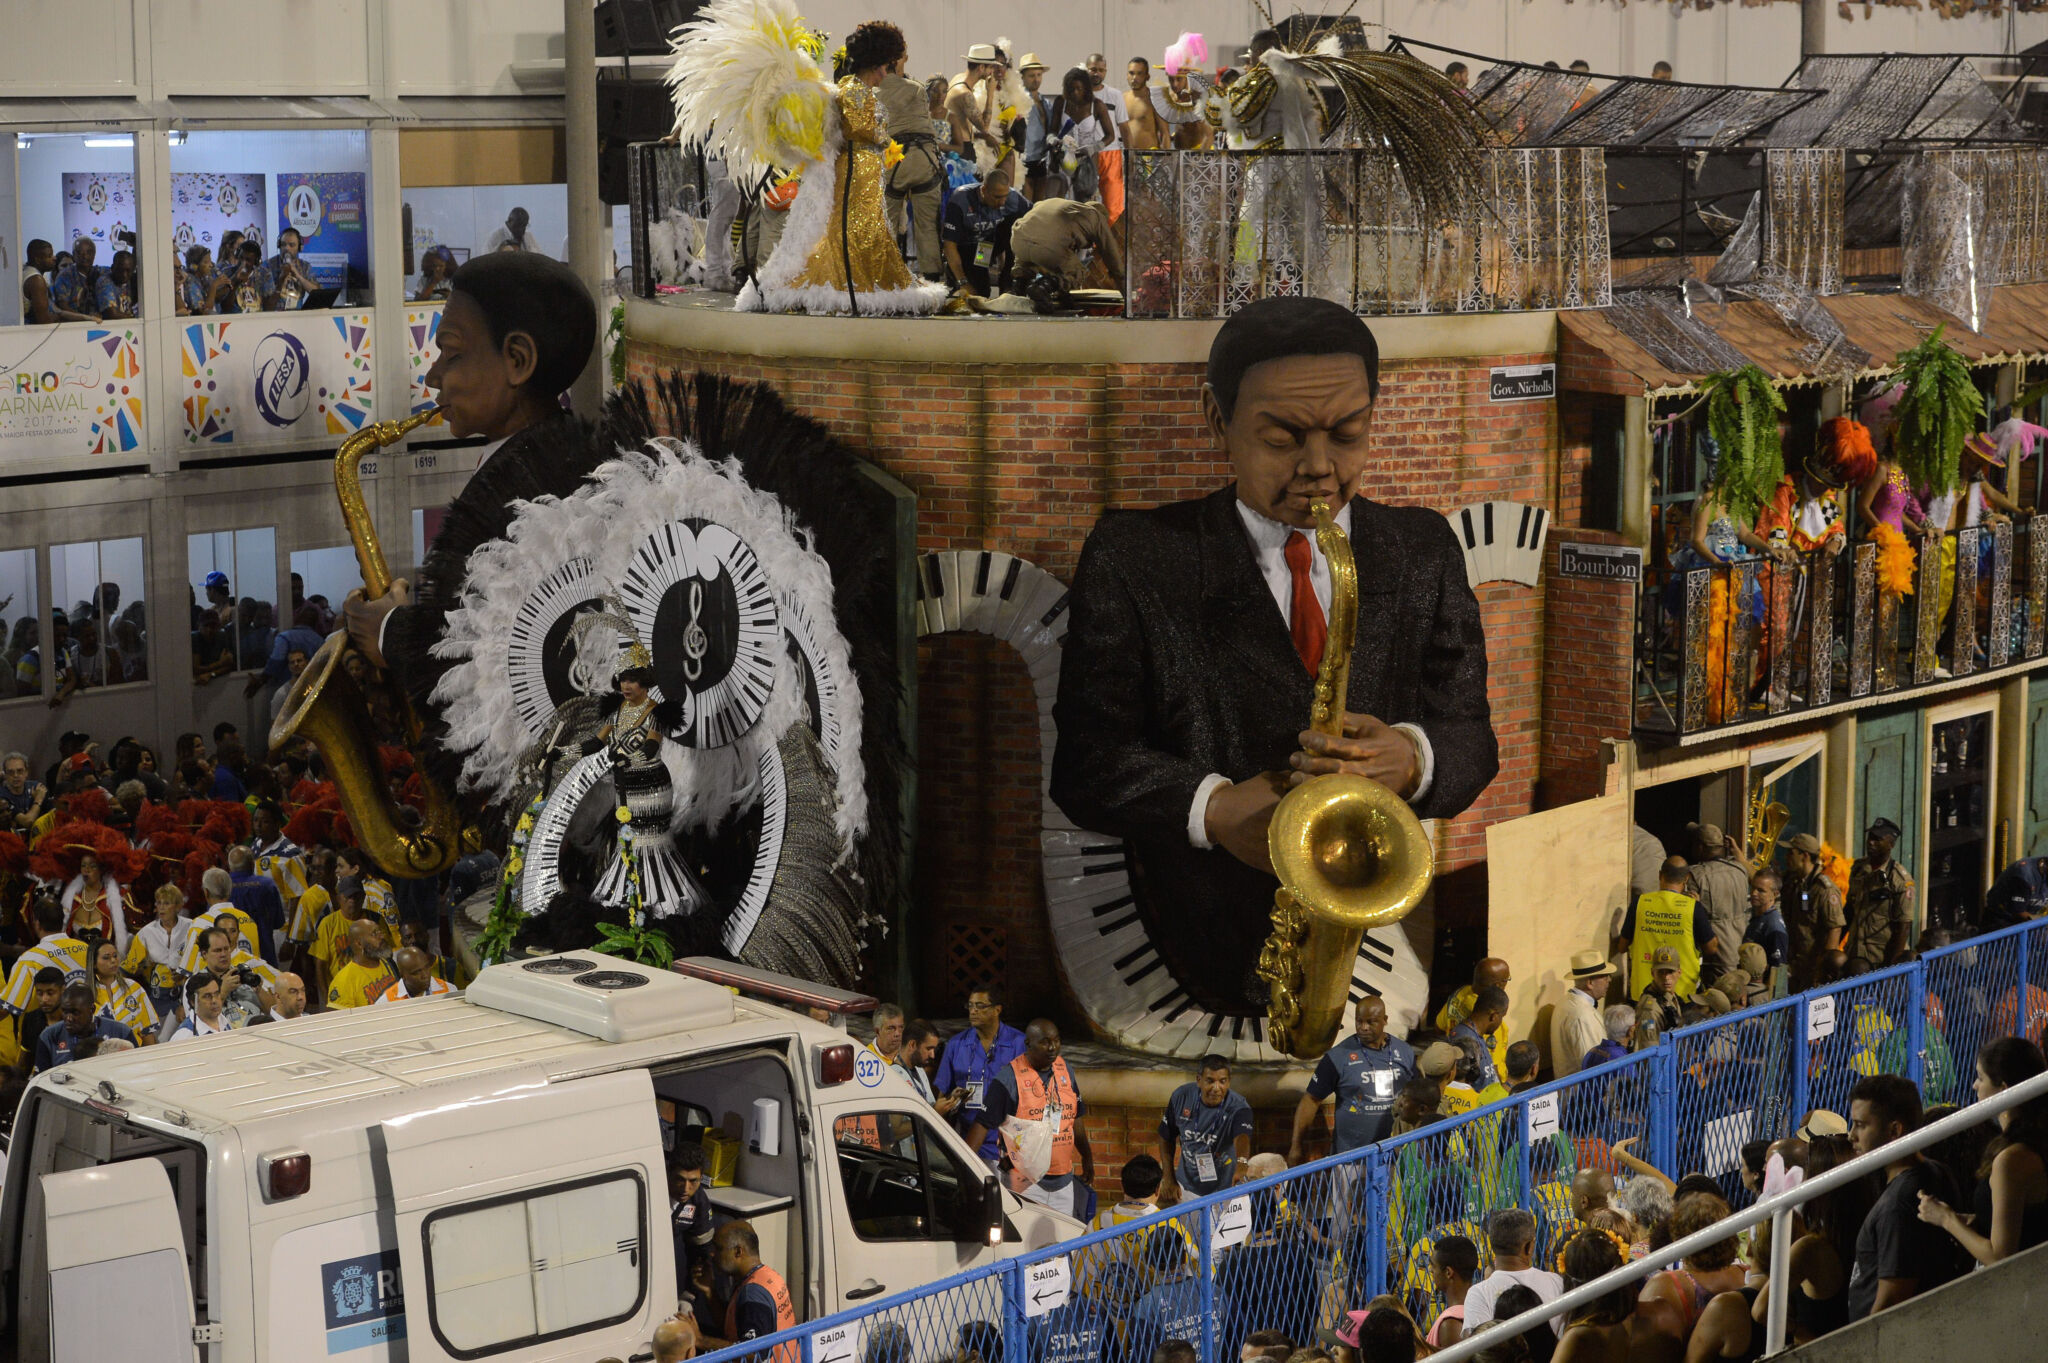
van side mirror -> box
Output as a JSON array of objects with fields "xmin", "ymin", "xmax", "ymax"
[{"xmin": 963, "ymin": 1175, "xmax": 1005, "ymax": 1245}]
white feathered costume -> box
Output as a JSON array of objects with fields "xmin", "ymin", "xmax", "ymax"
[{"xmin": 667, "ymin": 0, "xmax": 944, "ymax": 316}]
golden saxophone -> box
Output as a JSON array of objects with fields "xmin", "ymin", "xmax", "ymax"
[
  {"xmin": 269, "ymin": 409, "xmax": 461, "ymax": 878},
  {"xmin": 1255, "ymin": 499, "xmax": 1435, "ymax": 1059}
]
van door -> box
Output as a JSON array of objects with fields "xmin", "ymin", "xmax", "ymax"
[
  {"xmin": 41, "ymin": 1160, "xmax": 196, "ymax": 1362},
  {"xmin": 816, "ymin": 1098, "xmax": 993, "ymax": 1309},
  {"xmin": 378, "ymin": 1068, "xmax": 669, "ymax": 1363}
]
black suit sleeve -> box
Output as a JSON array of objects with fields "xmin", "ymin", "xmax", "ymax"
[
  {"xmin": 1050, "ymin": 518, "xmax": 1216, "ymax": 844},
  {"xmin": 1406, "ymin": 510, "xmax": 1498, "ymax": 821}
]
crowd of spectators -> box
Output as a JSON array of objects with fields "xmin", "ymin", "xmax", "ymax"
[
  {"xmin": 0, "ymin": 568, "xmax": 351, "ymax": 709},
  {"xmin": 0, "ymin": 724, "xmax": 496, "ymax": 1109},
  {"xmin": 832, "ymin": 973, "xmax": 2046, "ymax": 1363},
  {"xmin": 17, "ymin": 226, "xmax": 333, "ymax": 323},
  {"xmin": 810, "ymin": 802, "xmax": 2048, "ymax": 1363},
  {"xmin": 3, "ymin": 580, "xmax": 152, "ymax": 702}
]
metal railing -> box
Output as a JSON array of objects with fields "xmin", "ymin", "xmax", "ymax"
[
  {"xmin": 682, "ymin": 916, "xmax": 2048, "ymax": 1363},
  {"xmin": 1636, "ymin": 517, "xmax": 2048, "ymax": 741},
  {"xmin": 1426, "ymin": 1054, "xmax": 2048, "ymax": 1362},
  {"xmin": 1123, "ymin": 147, "xmax": 1612, "ymax": 319}
]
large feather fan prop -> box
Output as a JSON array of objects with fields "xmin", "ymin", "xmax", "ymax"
[
  {"xmin": 433, "ymin": 446, "xmax": 854, "ymax": 851},
  {"xmin": 616, "ymin": 374, "xmax": 907, "ymax": 920},
  {"xmin": 1234, "ymin": 44, "xmax": 1488, "ymax": 223},
  {"xmin": 667, "ymin": 0, "xmax": 833, "ymax": 178}
]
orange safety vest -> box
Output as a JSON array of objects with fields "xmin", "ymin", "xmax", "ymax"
[
  {"xmin": 1003, "ymin": 1055, "xmax": 1080, "ymax": 1193},
  {"xmin": 725, "ymin": 1263, "xmax": 798, "ymax": 1363}
]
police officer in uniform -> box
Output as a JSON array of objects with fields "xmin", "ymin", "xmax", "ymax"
[
  {"xmin": 1287, "ymin": 996, "xmax": 1416, "ymax": 1163},
  {"xmin": 1618, "ymin": 856, "xmax": 1716, "ymax": 1001},
  {"xmin": 1782, "ymin": 832, "xmax": 1846, "ymax": 991}
]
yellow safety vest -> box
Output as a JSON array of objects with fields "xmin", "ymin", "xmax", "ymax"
[{"xmin": 1627, "ymin": 890, "xmax": 1703, "ymax": 1000}]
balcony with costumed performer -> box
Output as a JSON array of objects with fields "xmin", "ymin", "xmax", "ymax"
[{"xmin": 1050, "ymin": 296, "xmax": 1499, "ymax": 1040}]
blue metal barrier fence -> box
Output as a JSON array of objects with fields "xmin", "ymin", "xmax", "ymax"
[{"xmin": 692, "ymin": 916, "xmax": 2048, "ymax": 1363}]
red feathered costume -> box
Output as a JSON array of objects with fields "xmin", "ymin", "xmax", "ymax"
[{"xmin": 31, "ymin": 822, "xmax": 146, "ymax": 954}]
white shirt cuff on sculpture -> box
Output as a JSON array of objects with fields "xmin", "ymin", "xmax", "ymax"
[
  {"xmin": 1188, "ymin": 772, "xmax": 1231, "ymax": 850},
  {"xmin": 1393, "ymin": 723, "xmax": 1435, "ymax": 805}
]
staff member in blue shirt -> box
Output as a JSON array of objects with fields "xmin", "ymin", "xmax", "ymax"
[
  {"xmin": 941, "ymin": 168, "xmax": 1029, "ymax": 297},
  {"xmin": 934, "ymin": 982, "xmax": 1027, "ymax": 1165},
  {"xmin": 1158, "ymin": 1053, "xmax": 1255, "ymax": 1200},
  {"xmin": 1286, "ymin": 996, "xmax": 1417, "ymax": 1163}
]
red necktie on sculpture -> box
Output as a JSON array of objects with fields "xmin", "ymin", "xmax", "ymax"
[{"xmin": 1284, "ymin": 530, "xmax": 1326, "ymax": 674}]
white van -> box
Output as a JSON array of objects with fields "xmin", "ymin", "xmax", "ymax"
[{"xmin": 0, "ymin": 952, "xmax": 1082, "ymax": 1362}]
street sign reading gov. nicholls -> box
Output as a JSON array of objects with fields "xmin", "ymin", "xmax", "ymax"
[
  {"xmin": 1557, "ymin": 541, "xmax": 1643, "ymax": 583},
  {"xmin": 1488, "ymin": 363, "xmax": 1557, "ymax": 402}
]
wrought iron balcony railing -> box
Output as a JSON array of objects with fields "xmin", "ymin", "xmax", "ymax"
[{"xmin": 1636, "ymin": 517, "xmax": 2048, "ymax": 741}]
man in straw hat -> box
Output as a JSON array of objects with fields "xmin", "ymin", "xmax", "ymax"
[
  {"xmin": 1017, "ymin": 53, "xmax": 1056, "ymax": 198},
  {"xmin": 948, "ymin": 44, "xmax": 1015, "ymax": 184},
  {"xmin": 1551, "ymin": 949, "xmax": 1617, "ymax": 1078}
]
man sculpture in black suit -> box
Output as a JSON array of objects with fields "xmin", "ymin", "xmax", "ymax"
[{"xmin": 1050, "ymin": 297, "xmax": 1498, "ymax": 1018}]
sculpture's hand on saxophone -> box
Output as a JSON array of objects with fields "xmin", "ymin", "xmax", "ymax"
[
  {"xmin": 1289, "ymin": 713, "xmax": 1422, "ymax": 799},
  {"xmin": 1202, "ymin": 771, "xmax": 1291, "ymax": 875},
  {"xmin": 342, "ymin": 577, "xmax": 411, "ymax": 671}
]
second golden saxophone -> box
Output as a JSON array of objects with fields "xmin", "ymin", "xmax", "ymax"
[
  {"xmin": 1255, "ymin": 499, "xmax": 1435, "ymax": 1059},
  {"xmin": 269, "ymin": 409, "xmax": 461, "ymax": 878}
]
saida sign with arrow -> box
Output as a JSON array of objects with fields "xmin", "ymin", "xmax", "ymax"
[
  {"xmin": 1209, "ymin": 1196, "xmax": 1253, "ymax": 1253},
  {"xmin": 1022, "ymin": 1255, "xmax": 1072, "ymax": 1318}
]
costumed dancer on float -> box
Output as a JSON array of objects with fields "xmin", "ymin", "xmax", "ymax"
[
  {"xmin": 1050, "ymin": 297, "xmax": 1499, "ymax": 1041},
  {"xmin": 668, "ymin": 4, "xmax": 947, "ymax": 317}
]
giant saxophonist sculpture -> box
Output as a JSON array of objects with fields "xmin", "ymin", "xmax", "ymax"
[
  {"xmin": 271, "ymin": 409, "xmax": 462, "ymax": 877},
  {"xmin": 1256, "ymin": 500, "xmax": 1435, "ymax": 1059}
]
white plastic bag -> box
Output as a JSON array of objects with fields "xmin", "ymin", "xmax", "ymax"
[{"xmin": 1000, "ymin": 1115, "xmax": 1054, "ymax": 1185}]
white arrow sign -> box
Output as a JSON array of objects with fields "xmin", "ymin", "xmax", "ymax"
[
  {"xmin": 1807, "ymin": 994, "xmax": 1836, "ymax": 1041},
  {"xmin": 1022, "ymin": 1255, "xmax": 1072, "ymax": 1318},
  {"xmin": 1210, "ymin": 1195, "xmax": 1253, "ymax": 1252},
  {"xmin": 1526, "ymin": 1091, "xmax": 1560, "ymax": 1141},
  {"xmin": 811, "ymin": 1322, "xmax": 858, "ymax": 1363}
]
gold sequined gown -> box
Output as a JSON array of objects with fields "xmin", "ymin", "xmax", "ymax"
[{"xmin": 753, "ymin": 77, "xmax": 946, "ymax": 316}]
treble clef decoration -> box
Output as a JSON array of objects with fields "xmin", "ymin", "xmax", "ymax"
[{"xmin": 681, "ymin": 580, "xmax": 709, "ymax": 682}]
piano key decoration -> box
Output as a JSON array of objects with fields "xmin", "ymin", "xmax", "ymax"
[
  {"xmin": 507, "ymin": 556, "xmax": 610, "ymax": 741},
  {"xmin": 618, "ymin": 518, "xmax": 783, "ymax": 751},
  {"xmin": 916, "ymin": 547, "xmax": 1431, "ymax": 1061},
  {"xmin": 1452, "ymin": 500, "xmax": 1551, "ymax": 590}
]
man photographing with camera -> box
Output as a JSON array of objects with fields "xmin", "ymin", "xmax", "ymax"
[
  {"xmin": 194, "ymin": 924, "xmax": 277, "ymax": 1027},
  {"xmin": 1845, "ymin": 818, "xmax": 1915, "ymax": 970}
]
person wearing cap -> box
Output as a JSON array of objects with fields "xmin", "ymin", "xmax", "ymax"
[
  {"xmin": 1288, "ymin": 996, "xmax": 1417, "ymax": 1163},
  {"xmin": 1050, "ymin": 299, "xmax": 1497, "ymax": 1036},
  {"xmin": 1743, "ymin": 867, "xmax": 1791, "ymax": 998},
  {"xmin": 1638, "ymin": 947, "xmax": 1686, "ymax": 1032},
  {"xmin": 1550, "ymin": 949, "xmax": 1616, "ymax": 1078},
  {"xmin": 1845, "ymin": 818, "xmax": 1915, "ymax": 970},
  {"xmin": 1016, "ymin": 54, "xmax": 1056, "ymax": 197},
  {"xmin": 1617, "ymin": 856, "xmax": 1715, "ymax": 1002},
  {"xmin": 1783, "ymin": 832, "xmax": 1846, "ymax": 990},
  {"xmin": 879, "ymin": 49, "xmax": 946, "ymax": 280},
  {"xmin": 1683, "ymin": 821, "xmax": 1749, "ymax": 980}
]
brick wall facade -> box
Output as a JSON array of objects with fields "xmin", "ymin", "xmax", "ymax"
[
  {"xmin": 622, "ymin": 337, "xmax": 1558, "ymax": 1021},
  {"xmin": 1538, "ymin": 527, "xmax": 1637, "ymax": 808}
]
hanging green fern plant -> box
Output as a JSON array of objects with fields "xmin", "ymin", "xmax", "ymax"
[
  {"xmin": 1890, "ymin": 326, "xmax": 1983, "ymax": 498},
  {"xmin": 1698, "ymin": 363, "xmax": 1787, "ymax": 524}
]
